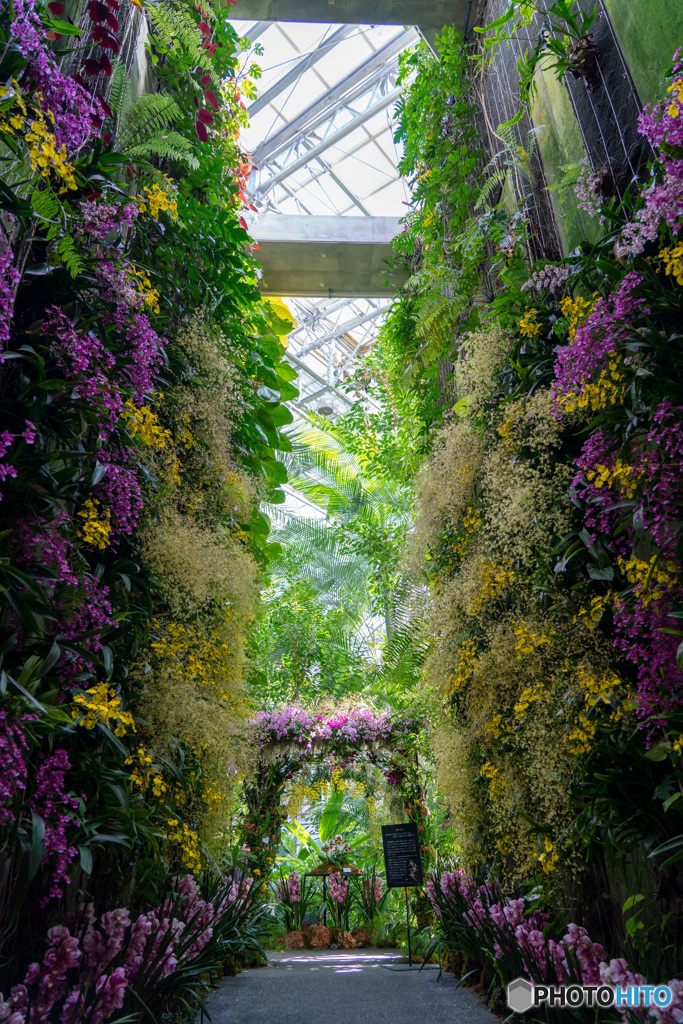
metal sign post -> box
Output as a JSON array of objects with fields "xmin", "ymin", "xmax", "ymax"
[{"xmin": 380, "ymin": 823, "xmax": 437, "ymax": 971}]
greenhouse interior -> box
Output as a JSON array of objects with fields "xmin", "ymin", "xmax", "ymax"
[{"xmin": 1, "ymin": 0, "xmax": 683, "ymax": 1021}]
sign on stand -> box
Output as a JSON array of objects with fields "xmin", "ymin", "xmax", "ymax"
[
  {"xmin": 381, "ymin": 823, "xmax": 423, "ymax": 888},
  {"xmin": 381, "ymin": 823, "xmax": 430, "ymax": 971}
]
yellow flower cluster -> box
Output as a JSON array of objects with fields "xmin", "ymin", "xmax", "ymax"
[
  {"xmin": 446, "ymin": 637, "xmax": 477, "ymax": 695},
  {"xmin": 586, "ymin": 456, "xmax": 642, "ymax": 499},
  {"xmin": 0, "ymin": 80, "xmax": 27, "ymax": 134},
  {"xmin": 560, "ymin": 355, "xmax": 626, "ymax": 414},
  {"xmin": 575, "ymin": 594, "xmax": 609, "ymax": 631},
  {"xmin": 127, "ymin": 266, "xmax": 161, "ymax": 313},
  {"xmin": 480, "ymin": 760, "xmax": 507, "ymax": 799},
  {"xmin": 668, "ymin": 76, "xmax": 683, "ymax": 119},
  {"xmin": 78, "ymin": 498, "xmax": 111, "ymax": 550},
  {"xmin": 138, "ymin": 182, "xmax": 178, "ymax": 220},
  {"xmin": 25, "ymin": 109, "xmax": 77, "ymax": 192},
  {"xmin": 618, "ymin": 554, "xmax": 678, "ymax": 608},
  {"xmin": 122, "ymin": 400, "xmax": 171, "ymax": 448},
  {"xmin": 468, "ymin": 560, "xmax": 515, "ymax": 615},
  {"xmin": 559, "ymin": 294, "xmax": 595, "ymax": 341},
  {"xmin": 72, "ymin": 682, "xmax": 136, "ymax": 737},
  {"xmin": 125, "ymin": 745, "xmax": 168, "ymax": 798},
  {"xmin": 513, "ymin": 682, "xmax": 545, "ymax": 719},
  {"xmin": 538, "ymin": 836, "xmax": 558, "ymax": 874},
  {"xmin": 565, "ymin": 711, "xmax": 596, "ymax": 755},
  {"xmin": 484, "ymin": 712, "xmax": 514, "ymax": 740},
  {"xmin": 203, "ymin": 780, "xmax": 224, "ymax": 814},
  {"xmin": 659, "ymin": 243, "xmax": 683, "ymax": 286},
  {"xmin": 151, "ymin": 621, "xmax": 233, "ymax": 698},
  {"xmin": 565, "ymin": 665, "xmax": 629, "ymax": 755},
  {"xmin": 518, "ymin": 307, "xmax": 542, "ymax": 339},
  {"xmin": 497, "ymin": 414, "xmax": 515, "ymax": 451},
  {"xmin": 513, "ymin": 621, "xmax": 555, "ymax": 659},
  {"xmin": 167, "ymin": 819, "xmax": 202, "ymax": 873}
]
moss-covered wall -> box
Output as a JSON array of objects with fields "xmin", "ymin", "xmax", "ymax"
[
  {"xmin": 531, "ymin": 65, "xmax": 603, "ymax": 253},
  {"xmin": 603, "ymin": 0, "xmax": 680, "ymax": 107}
]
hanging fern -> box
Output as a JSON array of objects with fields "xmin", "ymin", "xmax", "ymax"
[
  {"xmin": 57, "ymin": 234, "xmax": 84, "ymax": 278},
  {"xmin": 146, "ymin": 1, "xmax": 219, "ymax": 86},
  {"xmin": 126, "ymin": 132, "xmax": 200, "ymax": 169},
  {"xmin": 117, "ymin": 92, "xmax": 184, "ymax": 150}
]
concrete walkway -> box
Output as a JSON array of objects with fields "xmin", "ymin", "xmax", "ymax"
[{"xmin": 206, "ymin": 949, "xmax": 499, "ymax": 1024}]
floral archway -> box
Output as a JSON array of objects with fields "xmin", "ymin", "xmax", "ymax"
[{"xmin": 238, "ymin": 706, "xmax": 430, "ymax": 881}]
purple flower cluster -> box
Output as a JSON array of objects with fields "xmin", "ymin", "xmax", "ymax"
[
  {"xmin": 45, "ymin": 308, "xmax": 122, "ymax": 436},
  {"xmin": 615, "ymin": 50, "xmax": 683, "ymax": 259},
  {"xmin": 553, "ymin": 272, "xmax": 648, "ymax": 401},
  {"xmin": 0, "ymin": 709, "xmax": 36, "ymax": 827},
  {"xmin": 276, "ymin": 871, "xmax": 301, "ymax": 903},
  {"xmin": 0, "ymin": 875, "xmax": 255, "ymax": 1024},
  {"xmin": 79, "ymin": 202, "xmax": 138, "ymax": 241},
  {"xmin": 0, "ymin": 246, "xmax": 20, "ymax": 357},
  {"xmin": 328, "ymin": 872, "xmax": 348, "ymax": 905},
  {"xmin": 0, "ymin": 430, "xmax": 18, "ymax": 502},
  {"xmin": 10, "ymin": 0, "xmax": 97, "ymax": 155},
  {"xmin": 55, "ymin": 577, "xmax": 117, "ymax": 684},
  {"xmin": 573, "ymin": 403, "xmax": 683, "ymax": 725},
  {"xmin": 253, "ymin": 706, "xmax": 421, "ymax": 751},
  {"xmin": 574, "ymin": 160, "xmax": 605, "ymax": 222},
  {"xmin": 16, "ymin": 515, "xmax": 79, "ymax": 589},
  {"xmin": 521, "ymin": 262, "xmax": 576, "ymax": 294},
  {"xmin": 93, "ymin": 450, "xmax": 143, "ymax": 541},
  {"xmin": 29, "ymin": 750, "xmax": 81, "ymax": 903}
]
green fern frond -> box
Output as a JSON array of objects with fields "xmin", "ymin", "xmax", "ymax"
[
  {"xmin": 126, "ymin": 132, "xmax": 200, "ymax": 169},
  {"xmin": 475, "ymin": 167, "xmax": 508, "ymax": 209},
  {"xmin": 108, "ymin": 57, "xmax": 133, "ymax": 116},
  {"xmin": 146, "ymin": 1, "xmax": 219, "ymax": 85},
  {"xmin": 117, "ymin": 92, "xmax": 184, "ymax": 149},
  {"xmin": 57, "ymin": 234, "xmax": 84, "ymax": 278}
]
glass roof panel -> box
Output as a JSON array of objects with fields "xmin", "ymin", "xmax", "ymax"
[{"xmin": 234, "ymin": 18, "xmax": 417, "ymax": 420}]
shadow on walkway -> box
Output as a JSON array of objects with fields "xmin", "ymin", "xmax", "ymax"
[{"xmin": 205, "ymin": 949, "xmax": 500, "ymax": 1024}]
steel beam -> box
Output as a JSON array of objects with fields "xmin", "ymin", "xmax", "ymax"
[
  {"xmin": 297, "ymin": 302, "xmax": 393, "ymax": 357},
  {"xmin": 254, "ymin": 85, "xmax": 404, "ymax": 197},
  {"xmin": 284, "ymin": 350, "xmax": 355, "ymax": 407},
  {"xmin": 250, "ymin": 28, "xmax": 417, "ymax": 167},
  {"xmin": 247, "ymin": 24, "xmax": 356, "ymax": 118}
]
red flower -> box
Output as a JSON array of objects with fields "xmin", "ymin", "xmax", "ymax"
[
  {"xmin": 208, "ymin": 43, "xmax": 216, "ymax": 56},
  {"xmin": 105, "ymin": 0, "xmax": 120, "ymax": 8},
  {"xmin": 48, "ymin": 1, "xmax": 65, "ymax": 13},
  {"xmin": 239, "ymin": 216, "xmax": 248, "ymax": 230},
  {"xmin": 198, "ymin": 20, "xmax": 210, "ymax": 34},
  {"xmin": 83, "ymin": 57, "xmax": 103, "ymax": 75},
  {"xmin": 197, "ymin": 107, "xmax": 213, "ymax": 125},
  {"xmin": 91, "ymin": 24, "xmax": 119, "ymax": 51},
  {"xmin": 87, "ymin": 0, "xmax": 109, "ymax": 21},
  {"xmin": 204, "ymin": 88, "xmax": 219, "ymax": 110},
  {"xmin": 201, "ymin": 73, "xmax": 212, "ymax": 85},
  {"xmin": 195, "ymin": 121, "xmax": 208, "ymax": 142},
  {"xmin": 106, "ymin": 12, "xmax": 118, "ymax": 31},
  {"xmin": 97, "ymin": 95, "xmax": 113, "ymax": 117},
  {"xmin": 99, "ymin": 54, "xmax": 113, "ymax": 75}
]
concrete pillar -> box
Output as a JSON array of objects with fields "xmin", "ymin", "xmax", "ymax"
[
  {"xmin": 225, "ymin": 0, "xmax": 468, "ymax": 40},
  {"xmin": 249, "ymin": 215, "xmax": 407, "ymax": 297}
]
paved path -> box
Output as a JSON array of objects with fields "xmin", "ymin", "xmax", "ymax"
[{"xmin": 206, "ymin": 949, "xmax": 499, "ymax": 1024}]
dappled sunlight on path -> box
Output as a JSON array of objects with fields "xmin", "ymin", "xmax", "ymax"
[{"xmin": 206, "ymin": 950, "xmax": 500, "ymax": 1024}]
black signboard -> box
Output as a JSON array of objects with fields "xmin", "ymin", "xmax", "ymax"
[{"xmin": 381, "ymin": 823, "xmax": 423, "ymax": 888}]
